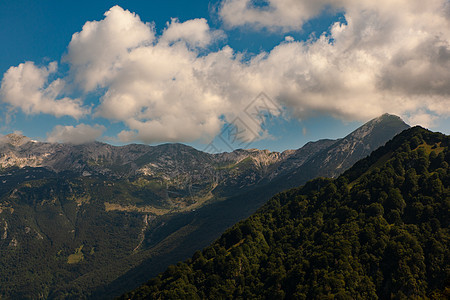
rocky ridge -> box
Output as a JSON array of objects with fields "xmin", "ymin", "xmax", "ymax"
[
  {"xmin": 0, "ymin": 114, "xmax": 410, "ymax": 201},
  {"xmin": 0, "ymin": 114, "xmax": 411, "ymax": 299}
]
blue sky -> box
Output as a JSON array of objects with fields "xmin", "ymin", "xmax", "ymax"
[{"xmin": 0, "ymin": 0, "xmax": 449, "ymax": 152}]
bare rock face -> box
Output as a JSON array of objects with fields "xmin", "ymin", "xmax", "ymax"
[
  {"xmin": 0, "ymin": 114, "xmax": 409, "ymax": 193},
  {"xmin": 0, "ymin": 133, "xmax": 32, "ymax": 147},
  {"xmin": 299, "ymin": 114, "xmax": 410, "ymax": 179}
]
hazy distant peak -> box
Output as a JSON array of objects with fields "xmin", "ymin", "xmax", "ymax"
[{"xmin": 0, "ymin": 133, "xmax": 31, "ymax": 147}]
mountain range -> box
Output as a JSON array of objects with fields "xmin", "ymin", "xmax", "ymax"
[
  {"xmin": 122, "ymin": 126, "xmax": 449, "ymax": 299},
  {"xmin": 0, "ymin": 114, "xmax": 410, "ymax": 298}
]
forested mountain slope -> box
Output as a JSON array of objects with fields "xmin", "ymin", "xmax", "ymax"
[
  {"xmin": 122, "ymin": 127, "xmax": 449, "ymax": 299},
  {"xmin": 0, "ymin": 114, "xmax": 410, "ymax": 298}
]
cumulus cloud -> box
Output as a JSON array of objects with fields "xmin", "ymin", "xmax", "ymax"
[
  {"xmin": 0, "ymin": 61, "xmax": 88, "ymax": 118},
  {"xmin": 63, "ymin": 8, "xmax": 265, "ymax": 144},
  {"xmin": 65, "ymin": 5, "xmax": 155, "ymax": 92},
  {"xmin": 218, "ymin": 0, "xmax": 450, "ymax": 121},
  {"xmin": 160, "ymin": 18, "xmax": 224, "ymax": 48},
  {"xmin": 403, "ymin": 111, "xmax": 439, "ymax": 129},
  {"xmin": 219, "ymin": 0, "xmax": 337, "ymax": 31},
  {"xmin": 47, "ymin": 124, "xmax": 105, "ymax": 144},
  {"xmin": 3, "ymin": 2, "xmax": 450, "ymax": 145},
  {"xmin": 67, "ymin": 2, "xmax": 450, "ymax": 142},
  {"xmin": 379, "ymin": 37, "xmax": 450, "ymax": 96}
]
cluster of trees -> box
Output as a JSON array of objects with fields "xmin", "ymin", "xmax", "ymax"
[{"xmin": 122, "ymin": 127, "xmax": 449, "ymax": 299}]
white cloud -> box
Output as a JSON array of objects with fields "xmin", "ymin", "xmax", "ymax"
[
  {"xmin": 160, "ymin": 18, "xmax": 223, "ymax": 48},
  {"xmin": 218, "ymin": 0, "xmax": 450, "ymax": 33},
  {"xmin": 217, "ymin": 0, "xmax": 450, "ymax": 123},
  {"xmin": 0, "ymin": 61, "xmax": 88, "ymax": 118},
  {"xmin": 47, "ymin": 124, "xmax": 105, "ymax": 144},
  {"xmin": 219, "ymin": 0, "xmax": 337, "ymax": 31},
  {"xmin": 64, "ymin": 10, "xmax": 269, "ymax": 144},
  {"xmin": 284, "ymin": 36, "xmax": 294, "ymax": 42},
  {"xmin": 65, "ymin": 5, "xmax": 155, "ymax": 92},
  {"xmin": 70, "ymin": 2, "xmax": 450, "ymax": 142},
  {"xmin": 3, "ymin": 2, "xmax": 450, "ymax": 145},
  {"xmin": 403, "ymin": 111, "xmax": 439, "ymax": 129}
]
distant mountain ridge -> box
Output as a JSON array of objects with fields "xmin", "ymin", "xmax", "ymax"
[
  {"xmin": 0, "ymin": 114, "xmax": 411, "ymax": 298},
  {"xmin": 0, "ymin": 113, "xmax": 408, "ymax": 187}
]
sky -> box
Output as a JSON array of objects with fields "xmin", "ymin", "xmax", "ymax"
[{"xmin": 0, "ymin": 0, "xmax": 449, "ymax": 153}]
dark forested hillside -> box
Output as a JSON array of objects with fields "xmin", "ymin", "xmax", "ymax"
[{"xmin": 122, "ymin": 127, "xmax": 449, "ymax": 299}]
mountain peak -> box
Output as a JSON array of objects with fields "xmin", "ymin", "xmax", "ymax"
[
  {"xmin": 297, "ymin": 113, "xmax": 410, "ymax": 179},
  {"xmin": 372, "ymin": 113, "xmax": 405, "ymax": 123},
  {"xmin": 0, "ymin": 133, "xmax": 31, "ymax": 147},
  {"xmin": 347, "ymin": 114, "xmax": 409, "ymax": 141}
]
